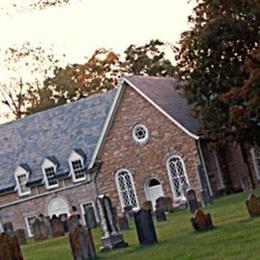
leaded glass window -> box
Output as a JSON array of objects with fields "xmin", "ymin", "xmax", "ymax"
[
  {"xmin": 116, "ymin": 170, "xmax": 138, "ymax": 210},
  {"xmin": 166, "ymin": 155, "xmax": 188, "ymax": 201},
  {"xmin": 72, "ymin": 160, "xmax": 85, "ymax": 180},
  {"xmin": 45, "ymin": 167, "xmax": 58, "ymax": 188}
]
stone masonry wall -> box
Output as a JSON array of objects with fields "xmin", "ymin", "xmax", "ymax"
[{"xmin": 96, "ymin": 86, "xmax": 202, "ymax": 213}]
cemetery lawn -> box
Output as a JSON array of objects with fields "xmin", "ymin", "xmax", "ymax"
[{"xmin": 22, "ymin": 190, "xmax": 260, "ymax": 260}]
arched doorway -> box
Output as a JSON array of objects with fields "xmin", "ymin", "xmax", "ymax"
[
  {"xmin": 47, "ymin": 197, "xmax": 69, "ymax": 217},
  {"xmin": 144, "ymin": 178, "xmax": 164, "ymax": 210}
]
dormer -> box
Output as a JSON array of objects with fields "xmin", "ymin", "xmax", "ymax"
[
  {"xmin": 68, "ymin": 149, "xmax": 86, "ymax": 182},
  {"xmin": 14, "ymin": 164, "xmax": 31, "ymax": 196},
  {"xmin": 41, "ymin": 157, "xmax": 59, "ymax": 189}
]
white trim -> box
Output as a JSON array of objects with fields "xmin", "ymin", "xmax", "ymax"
[
  {"xmin": 14, "ymin": 166, "xmax": 31, "ymax": 196},
  {"xmin": 68, "ymin": 151, "xmax": 86, "ymax": 182},
  {"xmin": 115, "ymin": 168, "xmax": 139, "ymax": 211},
  {"xmin": 251, "ymin": 147, "xmax": 260, "ymax": 180},
  {"xmin": 41, "ymin": 159, "xmax": 59, "ymax": 189},
  {"xmin": 124, "ymin": 78, "xmax": 200, "ymax": 140},
  {"xmin": 47, "ymin": 197, "xmax": 69, "ymax": 217},
  {"xmin": 197, "ymin": 140, "xmax": 213, "ymax": 196},
  {"xmin": 25, "ymin": 215, "xmax": 37, "ymax": 238},
  {"xmin": 166, "ymin": 155, "xmax": 189, "ymax": 202},
  {"xmin": 0, "ymin": 219, "xmax": 3, "ymax": 233},
  {"xmin": 89, "ymin": 77, "xmax": 199, "ymax": 168}
]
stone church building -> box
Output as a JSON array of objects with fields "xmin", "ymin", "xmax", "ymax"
[{"xmin": 0, "ymin": 76, "xmax": 259, "ymax": 237}]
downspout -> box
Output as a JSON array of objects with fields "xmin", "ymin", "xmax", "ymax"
[{"xmin": 196, "ymin": 139, "xmax": 213, "ymax": 196}]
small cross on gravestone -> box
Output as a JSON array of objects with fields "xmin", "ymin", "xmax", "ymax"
[{"xmin": 134, "ymin": 208, "xmax": 158, "ymax": 245}]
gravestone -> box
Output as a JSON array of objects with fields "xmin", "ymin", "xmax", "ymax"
[
  {"xmin": 112, "ymin": 207, "xmax": 118, "ymax": 227},
  {"xmin": 96, "ymin": 195, "xmax": 128, "ymax": 251},
  {"xmin": 155, "ymin": 208, "xmax": 167, "ymax": 222},
  {"xmin": 142, "ymin": 201, "xmax": 153, "ymax": 211},
  {"xmin": 187, "ymin": 189, "xmax": 199, "ymax": 214},
  {"xmin": 14, "ymin": 229, "xmax": 27, "ymax": 245},
  {"xmin": 69, "ymin": 225, "xmax": 96, "ymax": 260},
  {"xmin": 32, "ymin": 218, "xmax": 48, "ymax": 241},
  {"xmin": 166, "ymin": 197, "xmax": 174, "ymax": 212},
  {"xmin": 50, "ymin": 215, "xmax": 65, "ymax": 237},
  {"xmin": 44, "ymin": 216, "xmax": 53, "ymax": 237},
  {"xmin": 84, "ymin": 206, "xmax": 97, "ymax": 229},
  {"xmin": 3, "ymin": 222, "xmax": 13, "ymax": 234},
  {"xmin": 60, "ymin": 213, "xmax": 69, "ymax": 233},
  {"xmin": 191, "ymin": 209, "xmax": 214, "ymax": 231},
  {"xmin": 118, "ymin": 214, "xmax": 129, "ymax": 231},
  {"xmin": 155, "ymin": 197, "xmax": 168, "ymax": 212},
  {"xmin": 124, "ymin": 206, "xmax": 134, "ymax": 219},
  {"xmin": 134, "ymin": 209, "xmax": 158, "ymax": 245},
  {"xmin": 68, "ymin": 214, "xmax": 81, "ymax": 233},
  {"xmin": 0, "ymin": 232, "xmax": 24, "ymax": 260},
  {"xmin": 246, "ymin": 194, "xmax": 260, "ymax": 218},
  {"xmin": 200, "ymin": 189, "xmax": 212, "ymax": 207}
]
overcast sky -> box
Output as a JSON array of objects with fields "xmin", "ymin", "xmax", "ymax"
[{"xmin": 0, "ymin": 0, "xmax": 194, "ymax": 62}]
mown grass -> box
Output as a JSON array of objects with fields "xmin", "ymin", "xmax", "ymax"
[{"xmin": 22, "ymin": 190, "xmax": 260, "ymax": 260}]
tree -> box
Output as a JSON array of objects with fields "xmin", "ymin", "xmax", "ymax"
[
  {"xmin": 0, "ymin": 42, "xmax": 63, "ymax": 119},
  {"xmin": 26, "ymin": 40, "xmax": 175, "ymax": 114},
  {"xmin": 0, "ymin": 0, "xmax": 84, "ymax": 16},
  {"xmin": 175, "ymin": 0, "xmax": 260, "ymax": 145},
  {"xmin": 124, "ymin": 40, "xmax": 175, "ymax": 76}
]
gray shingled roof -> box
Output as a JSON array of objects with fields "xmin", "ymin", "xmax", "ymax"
[
  {"xmin": 125, "ymin": 76, "xmax": 200, "ymax": 135},
  {"xmin": 0, "ymin": 90, "xmax": 116, "ymax": 192}
]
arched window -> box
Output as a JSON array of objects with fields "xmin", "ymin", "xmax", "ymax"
[
  {"xmin": 166, "ymin": 155, "xmax": 189, "ymax": 201},
  {"xmin": 115, "ymin": 169, "xmax": 139, "ymax": 210},
  {"xmin": 48, "ymin": 197, "xmax": 69, "ymax": 217}
]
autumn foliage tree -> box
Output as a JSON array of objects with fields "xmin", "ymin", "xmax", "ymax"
[
  {"xmin": 26, "ymin": 40, "xmax": 175, "ymax": 114},
  {"xmin": 175, "ymin": 0, "xmax": 260, "ymax": 145}
]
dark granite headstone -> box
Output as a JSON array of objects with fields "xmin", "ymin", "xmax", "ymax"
[
  {"xmin": 0, "ymin": 232, "xmax": 24, "ymax": 260},
  {"xmin": 96, "ymin": 195, "xmax": 128, "ymax": 251},
  {"xmin": 68, "ymin": 214, "xmax": 81, "ymax": 233},
  {"xmin": 84, "ymin": 207, "xmax": 97, "ymax": 229},
  {"xmin": 118, "ymin": 214, "xmax": 129, "ymax": 231},
  {"xmin": 50, "ymin": 215, "xmax": 65, "ymax": 237},
  {"xmin": 187, "ymin": 189, "xmax": 199, "ymax": 214},
  {"xmin": 69, "ymin": 225, "xmax": 96, "ymax": 260},
  {"xmin": 155, "ymin": 208, "xmax": 167, "ymax": 222},
  {"xmin": 155, "ymin": 197, "xmax": 168, "ymax": 212},
  {"xmin": 191, "ymin": 209, "xmax": 214, "ymax": 231},
  {"xmin": 3, "ymin": 222, "xmax": 13, "ymax": 234},
  {"xmin": 44, "ymin": 217, "xmax": 53, "ymax": 237},
  {"xmin": 200, "ymin": 189, "xmax": 212, "ymax": 207},
  {"xmin": 246, "ymin": 194, "xmax": 260, "ymax": 218},
  {"xmin": 142, "ymin": 201, "xmax": 153, "ymax": 211},
  {"xmin": 32, "ymin": 218, "xmax": 48, "ymax": 241},
  {"xmin": 59, "ymin": 214, "xmax": 69, "ymax": 233},
  {"xmin": 124, "ymin": 205, "xmax": 134, "ymax": 219},
  {"xmin": 134, "ymin": 209, "xmax": 158, "ymax": 245},
  {"xmin": 14, "ymin": 229, "xmax": 27, "ymax": 245}
]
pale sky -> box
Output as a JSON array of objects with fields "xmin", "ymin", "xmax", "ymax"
[
  {"xmin": 0, "ymin": 0, "xmax": 194, "ymax": 62},
  {"xmin": 0, "ymin": 0, "xmax": 194, "ymax": 121}
]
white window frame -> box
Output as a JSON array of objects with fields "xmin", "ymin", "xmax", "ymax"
[
  {"xmin": 80, "ymin": 201, "xmax": 99, "ymax": 225},
  {"xmin": 166, "ymin": 155, "xmax": 189, "ymax": 202},
  {"xmin": 41, "ymin": 159, "xmax": 59, "ymax": 189},
  {"xmin": 115, "ymin": 169, "xmax": 139, "ymax": 211},
  {"xmin": 68, "ymin": 151, "xmax": 86, "ymax": 182},
  {"xmin": 251, "ymin": 146, "xmax": 260, "ymax": 180},
  {"xmin": 0, "ymin": 219, "xmax": 3, "ymax": 233},
  {"xmin": 132, "ymin": 124, "xmax": 149, "ymax": 144},
  {"xmin": 14, "ymin": 166, "xmax": 31, "ymax": 196},
  {"xmin": 25, "ymin": 216, "xmax": 37, "ymax": 238}
]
